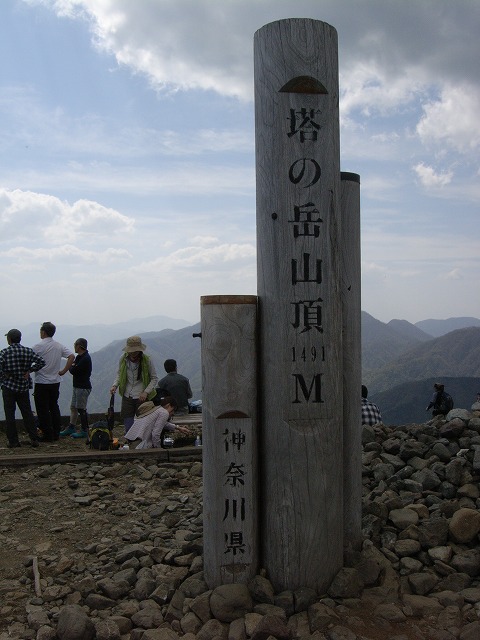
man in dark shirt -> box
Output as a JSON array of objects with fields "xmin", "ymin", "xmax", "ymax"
[
  {"xmin": 60, "ymin": 338, "xmax": 92, "ymax": 439},
  {"xmin": 0, "ymin": 329, "xmax": 45, "ymax": 447},
  {"xmin": 157, "ymin": 359, "xmax": 192, "ymax": 415}
]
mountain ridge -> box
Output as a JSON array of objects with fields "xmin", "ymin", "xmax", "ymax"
[{"xmin": 1, "ymin": 313, "xmax": 479, "ymax": 424}]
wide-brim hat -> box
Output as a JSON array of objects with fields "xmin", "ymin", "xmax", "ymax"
[
  {"xmin": 123, "ymin": 335, "xmax": 147, "ymax": 352},
  {"xmin": 136, "ymin": 401, "xmax": 157, "ymax": 418}
]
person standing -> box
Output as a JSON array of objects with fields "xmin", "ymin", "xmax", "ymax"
[
  {"xmin": 110, "ymin": 336, "xmax": 158, "ymax": 433},
  {"xmin": 0, "ymin": 329, "xmax": 46, "ymax": 448},
  {"xmin": 426, "ymin": 383, "xmax": 453, "ymax": 417},
  {"xmin": 60, "ymin": 338, "xmax": 92, "ymax": 439},
  {"xmin": 157, "ymin": 359, "xmax": 192, "ymax": 415},
  {"xmin": 361, "ymin": 385, "xmax": 383, "ymax": 426},
  {"xmin": 33, "ymin": 322, "xmax": 75, "ymax": 442}
]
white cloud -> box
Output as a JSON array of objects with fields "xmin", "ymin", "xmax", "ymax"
[
  {"xmin": 416, "ymin": 84, "xmax": 480, "ymax": 154},
  {"xmin": 0, "ymin": 188, "xmax": 134, "ymax": 244},
  {"xmin": 413, "ymin": 163, "xmax": 453, "ymax": 188},
  {"xmin": 445, "ymin": 268, "xmax": 463, "ymax": 281}
]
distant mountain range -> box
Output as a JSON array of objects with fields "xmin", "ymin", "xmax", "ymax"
[
  {"xmin": 9, "ymin": 315, "xmax": 192, "ymax": 354},
  {"xmin": 1, "ymin": 313, "xmax": 479, "ymax": 426}
]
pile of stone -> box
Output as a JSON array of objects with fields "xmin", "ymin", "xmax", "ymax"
[{"xmin": 1, "ymin": 408, "xmax": 480, "ymax": 640}]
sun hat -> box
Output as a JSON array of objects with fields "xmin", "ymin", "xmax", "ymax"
[
  {"xmin": 136, "ymin": 401, "xmax": 157, "ymax": 418},
  {"xmin": 122, "ymin": 336, "xmax": 147, "ymax": 353}
]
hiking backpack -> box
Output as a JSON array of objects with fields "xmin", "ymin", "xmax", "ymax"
[
  {"xmin": 89, "ymin": 420, "xmax": 112, "ymax": 450},
  {"xmin": 437, "ymin": 392, "xmax": 454, "ymax": 414}
]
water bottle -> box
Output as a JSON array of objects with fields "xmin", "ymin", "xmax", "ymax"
[{"xmin": 194, "ymin": 435, "xmax": 201, "ymax": 447}]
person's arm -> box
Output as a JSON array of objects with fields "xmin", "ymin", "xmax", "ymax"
[
  {"xmin": 139, "ymin": 358, "xmax": 158, "ymax": 402},
  {"xmin": 152, "ymin": 410, "xmax": 169, "ymax": 448},
  {"xmin": 59, "ymin": 354, "xmax": 75, "ymax": 376},
  {"xmin": 426, "ymin": 392, "xmax": 436, "ymax": 411},
  {"xmin": 30, "ymin": 352, "xmax": 46, "ymax": 373},
  {"xmin": 110, "ymin": 358, "xmax": 122, "ymax": 394},
  {"xmin": 187, "ymin": 380, "xmax": 193, "ymax": 400},
  {"xmin": 144, "ymin": 358, "xmax": 158, "ymax": 394}
]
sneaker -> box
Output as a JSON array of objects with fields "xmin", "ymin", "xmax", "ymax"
[
  {"xmin": 30, "ymin": 440, "xmax": 39, "ymax": 448},
  {"xmin": 7, "ymin": 441, "xmax": 21, "ymax": 448},
  {"xmin": 60, "ymin": 425, "xmax": 76, "ymax": 437},
  {"xmin": 71, "ymin": 430, "xmax": 88, "ymax": 439}
]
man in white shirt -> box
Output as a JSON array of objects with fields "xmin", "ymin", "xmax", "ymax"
[{"xmin": 33, "ymin": 322, "xmax": 75, "ymax": 441}]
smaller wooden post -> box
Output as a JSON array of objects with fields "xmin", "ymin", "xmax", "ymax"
[
  {"xmin": 201, "ymin": 295, "xmax": 258, "ymax": 587},
  {"xmin": 340, "ymin": 172, "xmax": 362, "ymax": 560}
]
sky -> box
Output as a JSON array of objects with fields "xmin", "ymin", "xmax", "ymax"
[{"xmin": 0, "ymin": 0, "xmax": 479, "ymax": 332}]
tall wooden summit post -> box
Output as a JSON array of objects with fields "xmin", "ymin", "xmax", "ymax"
[{"xmin": 254, "ymin": 19, "xmax": 343, "ymax": 591}]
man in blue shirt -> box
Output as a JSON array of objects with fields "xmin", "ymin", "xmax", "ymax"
[{"xmin": 0, "ymin": 329, "xmax": 45, "ymax": 447}]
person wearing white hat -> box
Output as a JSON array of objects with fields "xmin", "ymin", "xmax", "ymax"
[
  {"xmin": 110, "ymin": 336, "xmax": 158, "ymax": 432},
  {"xmin": 126, "ymin": 396, "xmax": 190, "ymax": 449}
]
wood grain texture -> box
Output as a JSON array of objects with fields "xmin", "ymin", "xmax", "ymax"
[
  {"xmin": 254, "ymin": 19, "xmax": 343, "ymax": 592},
  {"xmin": 340, "ymin": 173, "xmax": 362, "ymax": 560},
  {"xmin": 201, "ymin": 297, "xmax": 258, "ymax": 587}
]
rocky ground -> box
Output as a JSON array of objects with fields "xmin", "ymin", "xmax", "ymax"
[{"xmin": 0, "ymin": 409, "xmax": 480, "ymax": 640}]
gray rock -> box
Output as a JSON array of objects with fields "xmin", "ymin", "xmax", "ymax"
[
  {"xmin": 94, "ymin": 618, "xmax": 121, "ymax": 640},
  {"xmin": 248, "ymin": 575, "xmax": 275, "ymax": 604},
  {"xmin": 307, "ymin": 602, "xmax": 340, "ymax": 632},
  {"xmin": 327, "ymin": 568, "xmax": 363, "ymax": 599},
  {"xmin": 407, "ymin": 571, "xmax": 439, "ymax": 595},
  {"xmin": 450, "ymin": 549, "xmax": 480, "ymax": 576},
  {"xmin": 250, "ymin": 614, "xmax": 292, "ymax": 640},
  {"xmin": 373, "ymin": 603, "xmax": 406, "ymax": 622},
  {"xmin": 131, "ymin": 607, "xmax": 164, "ymax": 629},
  {"xmin": 402, "ymin": 594, "xmax": 442, "ymax": 617},
  {"xmin": 293, "ymin": 587, "xmax": 317, "ymax": 613},
  {"xmin": 97, "ymin": 577, "xmax": 131, "ymax": 600},
  {"xmin": 389, "ymin": 507, "xmax": 419, "ymax": 530},
  {"xmin": 196, "ymin": 618, "xmax": 228, "ymax": 640},
  {"xmin": 449, "ymin": 507, "xmax": 480, "ymax": 543},
  {"xmin": 210, "ymin": 584, "xmax": 253, "ymax": 623},
  {"xmin": 56, "ymin": 605, "xmax": 95, "ymax": 640}
]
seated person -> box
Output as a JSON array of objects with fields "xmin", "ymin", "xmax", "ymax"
[
  {"xmin": 156, "ymin": 359, "xmax": 192, "ymax": 415},
  {"xmin": 126, "ymin": 396, "xmax": 190, "ymax": 449}
]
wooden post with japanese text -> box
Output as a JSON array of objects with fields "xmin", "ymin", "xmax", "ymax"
[
  {"xmin": 201, "ymin": 295, "xmax": 259, "ymax": 587},
  {"xmin": 254, "ymin": 19, "xmax": 343, "ymax": 592}
]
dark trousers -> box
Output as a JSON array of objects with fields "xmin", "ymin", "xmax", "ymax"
[
  {"xmin": 34, "ymin": 383, "xmax": 61, "ymax": 440},
  {"xmin": 2, "ymin": 387, "xmax": 38, "ymax": 444}
]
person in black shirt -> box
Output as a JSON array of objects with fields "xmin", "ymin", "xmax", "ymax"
[
  {"xmin": 60, "ymin": 338, "xmax": 92, "ymax": 439},
  {"xmin": 157, "ymin": 359, "xmax": 192, "ymax": 416}
]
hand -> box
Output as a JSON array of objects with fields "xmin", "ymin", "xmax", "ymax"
[
  {"xmin": 138, "ymin": 392, "xmax": 148, "ymax": 403},
  {"xmin": 176, "ymin": 426, "xmax": 190, "ymax": 435},
  {"xmin": 58, "ymin": 369, "xmax": 68, "ymax": 376},
  {"xmin": 110, "ymin": 386, "xmax": 117, "ymax": 395}
]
